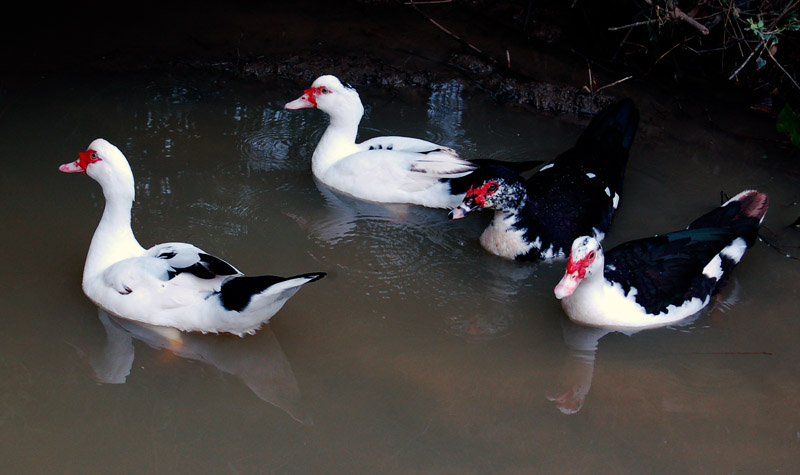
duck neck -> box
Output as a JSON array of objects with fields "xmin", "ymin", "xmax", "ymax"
[
  {"xmin": 491, "ymin": 208, "xmax": 522, "ymax": 230},
  {"xmin": 311, "ymin": 111, "xmax": 361, "ymax": 177},
  {"xmin": 83, "ymin": 189, "xmax": 144, "ymax": 283},
  {"xmin": 492, "ymin": 187, "xmax": 528, "ymax": 228}
]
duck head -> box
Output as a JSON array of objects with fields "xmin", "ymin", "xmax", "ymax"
[
  {"xmin": 285, "ymin": 75, "xmax": 364, "ymax": 122},
  {"xmin": 59, "ymin": 138, "xmax": 136, "ymax": 201},
  {"xmin": 554, "ymin": 236, "xmax": 605, "ymax": 299},
  {"xmin": 448, "ymin": 165, "xmax": 527, "ymax": 219}
]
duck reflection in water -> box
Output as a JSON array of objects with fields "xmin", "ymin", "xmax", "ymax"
[
  {"xmin": 73, "ymin": 309, "xmax": 309, "ymax": 424},
  {"xmin": 548, "ymin": 281, "xmax": 739, "ymax": 414},
  {"xmin": 547, "ymin": 320, "xmax": 615, "ymax": 415}
]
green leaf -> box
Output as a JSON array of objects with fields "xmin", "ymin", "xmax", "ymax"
[{"xmin": 776, "ymin": 104, "xmax": 800, "ymax": 148}]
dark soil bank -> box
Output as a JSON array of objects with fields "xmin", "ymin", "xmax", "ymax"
[{"xmin": 0, "ymin": 1, "xmax": 795, "ymax": 144}]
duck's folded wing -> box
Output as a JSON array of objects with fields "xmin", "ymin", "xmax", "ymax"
[
  {"xmin": 147, "ymin": 243, "xmax": 241, "ymax": 279},
  {"xmin": 605, "ymin": 229, "xmax": 739, "ymax": 314},
  {"xmin": 359, "ymin": 136, "xmax": 459, "ymax": 156},
  {"xmin": 101, "ymin": 254, "xmax": 232, "ymax": 310},
  {"xmin": 395, "ymin": 152, "xmax": 477, "ymax": 192}
]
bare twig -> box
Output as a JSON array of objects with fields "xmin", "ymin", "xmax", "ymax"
[
  {"xmin": 765, "ymin": 44, "xmax": 800, "ymax": 91},
  {"xmin": 595, "ymin": 75, "xmax": 633, "ymax": 93},
  {"xmin": 673, "ymin": 6, "xmax": 710, "ymax": 35},
  {"xmin": 647, "ymin": 40, "xmax": 686, "ymax": 75},
  {"xmin": 769, "ymin": 0, "xmax": 800, "ymax": 30},
  {"xmin": 405, "ymin": 0, "xmax": 538, "ymax": 83},
  {"xmin": 728, "ymin": 40, "xmax": 765, "ymax": 80},
  {"xmin": 582, "ymin": 62, "xmax": 631, "ymax": 95},
  {"xmin": 407, "ymin": 0, "xmax": 494, "ymax": 63},
  {"xmin": 608, "ymin": 18, "xmax": 660, "ymax": 31},
  {"xmin": 609, "ymin": 3, "xmax": 708, "ymax": 35}
]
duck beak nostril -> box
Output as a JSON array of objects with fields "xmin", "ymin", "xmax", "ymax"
[{"xmin": 449, "ymin": 206, "xmax": 469, "ymax": 220}]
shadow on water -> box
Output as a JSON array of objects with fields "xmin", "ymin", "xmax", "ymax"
[{"xmin": 70, "ymin": 309, "xmax": 309, "ymax": 424}]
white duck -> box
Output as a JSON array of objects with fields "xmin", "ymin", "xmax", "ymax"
[
  {"xmin": 284, "ymin": 74, "xmax": 539, "ymax": 208},
  {"xmin": 60, "ymin": 138, "xmax": 325, "ymax": 336}
]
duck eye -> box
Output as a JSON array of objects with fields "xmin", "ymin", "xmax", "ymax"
[
  {"xmin": 487, "ymin": 183, "xmax": 498, "ymax": 192},
  {"xmin": 321, "ymin": 87, "xmax": 329, "ymax": 94},
  {"xmin": 587, "ymin": 251, "xmax": 595, "ymax": 260}
]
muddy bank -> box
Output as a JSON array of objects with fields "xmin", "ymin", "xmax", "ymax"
[
  {"xmin": 0, "ymin": 0, "xmax": 793, "ymax": 145},
  {"xmin": 231, "ymin": 52, "xmax": 617, "ymax": 115},
  {"xmin": 0, "ymin": 1, "xmax": 685, "ymax": 116}
]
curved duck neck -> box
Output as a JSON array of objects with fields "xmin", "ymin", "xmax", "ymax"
[
  {"xmin": 83, "ymin": 185, "xmax": 144, "ymax": 283},
  {"xmin": 311, "ymin": 109, "xmax": 362, "ymax": 177}
]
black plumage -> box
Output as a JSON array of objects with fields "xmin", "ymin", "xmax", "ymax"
[
  {"xmin": 603, "ymin": 191, "xmax": 768, "ymax": 315},
  {"xmin": 219, "ymin": 273, "xmax": 326, "ymax": 312},
  {"xmin": 450, "ymin": 98, "xmax": 640, "ymax": 261}
]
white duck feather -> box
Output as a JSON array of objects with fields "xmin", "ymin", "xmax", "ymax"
[
  {"xmin": 285, "ymin": 75, "xmax": 478, "ymax": 208},
  {"xmin": 60, "ymin": 139, "xmax": 325, "ymax": 336}
]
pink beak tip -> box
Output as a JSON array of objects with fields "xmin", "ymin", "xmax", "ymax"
[{"xmin": 59, "ymin": 160, "xmax": 85, "ymax": 173}]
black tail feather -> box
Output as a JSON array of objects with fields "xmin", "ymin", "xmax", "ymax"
[
  {"xmin": 687, "ymin": 190, "xmax": 769, "ymax": 246},
  {"xmin": 688, "ymin": 190, "xmax": 769, "ymax": 229},
  {"xmin": 219, "ymin": 272, "xmax": 325, "ymax": 312},
  {"xmin": 577, "ymin": 98, "xmax": 640, "ymax": 152}
]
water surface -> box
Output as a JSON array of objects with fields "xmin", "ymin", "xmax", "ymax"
[{"xmin": 1, "ymin": 71, "xmax": 798, "ymax": 472}]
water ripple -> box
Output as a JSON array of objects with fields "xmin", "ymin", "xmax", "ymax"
[{"xmin": 300, "ymin": 188, "xmax": 540, "ymax": 339}]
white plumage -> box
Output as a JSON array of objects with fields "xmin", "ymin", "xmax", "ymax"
[
  {"xmin": 60, "ymin": 138, "xmax": 324, "ymax": 336},
  {"xmin": 285, "ymin": 75, "xmax": 477, "ymax": 208}
]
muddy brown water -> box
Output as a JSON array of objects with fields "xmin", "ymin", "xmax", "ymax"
[{"xmin": 1, "ymin": 70, "xmax": 799, "ymax": 472}]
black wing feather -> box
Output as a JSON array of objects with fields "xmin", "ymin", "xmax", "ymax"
[{"xmin": 605, "ymin": 228, "xmax": 740, "ymax": 315}]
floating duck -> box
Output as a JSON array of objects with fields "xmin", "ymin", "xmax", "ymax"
[
  {"xmin": 554, "ymin": 190, "xmax": 769, "ymax": 330},
  {"xmin": 60, "ymin": 138, "xmax": 325, "ymax": 336},
  {"xmin": 449, "ymin": 99, "xmax": 639, "ymax": 260}
]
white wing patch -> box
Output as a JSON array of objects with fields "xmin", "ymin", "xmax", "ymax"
[
  {"xmin": 721, "ymin": 237, "xmax": 747, "ymax": 264},
  {"xmin": 703, "ymin": 237, "xmax": 748, "ymax": 281}
]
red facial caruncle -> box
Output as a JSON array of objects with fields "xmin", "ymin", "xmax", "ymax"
[
  {"xmin": 566, "ymin": 250, "xmax": 596, "ymax": 279},
  {"xmin": 465, "ymin": 181, "xmax": 499, "ymax": 208},
  {"xmin": 78, "ymin": 149, "xmax": 102, "ymax": 171},
  {"xmin": 302, "ymin": 86, "xmax": 332, "ymax": 107}
]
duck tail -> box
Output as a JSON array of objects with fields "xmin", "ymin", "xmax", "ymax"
[
  {"xmin": 687, "ymin": 190, "xmax": 769, "ymax": 246},
  {"xmin": 675, "ymin": 191, "xmax": 767, "ymax": 296},
  {"xmin": 219, "ymin": 272, "xmax": 326, "ymax": 312},
  {"xmin": 578, "ymin": 98, "xmax": 640, "ymax": 153}
]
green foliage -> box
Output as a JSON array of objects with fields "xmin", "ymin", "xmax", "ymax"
[
  {"xmin": 747, "ymin": 18, "xmax": 765, "ymax": 35},
  {"xmin": 776, "ymin": 104, "xmax": 800, "ymax": 148}
]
